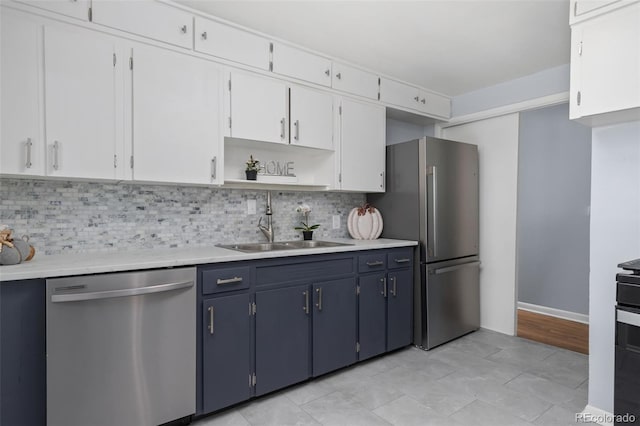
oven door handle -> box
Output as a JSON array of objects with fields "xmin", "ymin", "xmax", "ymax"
[{"xmin": 617, "ymin": 309, "xmax": 640, "ymax": 327}]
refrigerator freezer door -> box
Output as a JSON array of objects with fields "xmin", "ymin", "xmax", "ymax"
[
  {"xmin": 423, "ymin": 137, "xmax": 479, "ymax": 263},
  {"xmin": 422, "ymin": 258, "xmax": 480, "ymax": 349}
]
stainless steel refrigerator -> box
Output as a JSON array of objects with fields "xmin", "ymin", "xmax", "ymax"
[{"xmin": 368, "ymin": 137, "xmax": 480, "ymax": 350}]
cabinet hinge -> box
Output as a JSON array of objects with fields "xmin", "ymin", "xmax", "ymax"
[
  {"xmin": 574, "ymin": 1, "xmax": 578, "ymax": 15},
  {"xmin": 269, "ymin": 61, "xmax": 273, "ymax": 72},
  {"xmin": 378, "ymin": 77, "xmax": 381, "ymax": 100},
  {"xmin": 578, "ymin": 41, "xmax": 583, "ymax": 56},
  {"xmin": 113, "ymin": 53, "xmax": 116, "ymax": 67},
  {"xmin": 269, "ymin": 43, "xmax": 274, "ymax": 72},
  {"xmin": 228, "ymin": 79, "xmax": 231, "ymax": 91},
  {"xmin": 338, "ymin": 173, "xmax": 342, "ymax": 183},
  {"xmin": 249, "ymin": 374, "xmax": 252, "ymax": 387},
  {"xmin": 356, "ymin": 342, "xmax": 360, "ymax": 353},
  {"xmin": 577, "ymin": 91, "xmax": 581, "ymax": 106},
  {"xmin": 113, "ymin": 154, "xmax": 117, "ymax": 168},
  {"xmin": 252, "ymin": 373, "xmax": 257, "ymax": 386},
  {"xmin": 356, "ymin": 285, "xmax": 360, "ymax": 295},
  {"xmin": 130, "ymin": 156, "xmax": 134, "ymax": 169},
  {"xmin": 88, "ymin": 6, "xmax": 92, "ymax": 21},
  {"xmin": 249, "ymin": 302, "xmax": 256, "ymax": 315},
  {"xmin": 339, "ymin": 105, "xmax": 342, "ymax": 115},
  {"xmin": 129, "ymin": 56, "xmax": 133, "ymax": 70},
  {"xmin": 269, "ymin": 42, "xmax": 274, "ymax": 53},
  {"xmin": 228, "ymin": 116, "xmax": 232, "ymax": 129}
]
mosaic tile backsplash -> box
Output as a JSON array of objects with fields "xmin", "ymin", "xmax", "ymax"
[{"xmin": 0, "ymin": 179, "xmax": 365, "ymax": 256}]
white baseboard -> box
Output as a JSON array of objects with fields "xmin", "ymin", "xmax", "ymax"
[
  {"xmin": 580, "ymin": 405, "xmax": 614, "ymax": 426},
  {"xmin": 517, "ymin": 302, "xmax": 589, "ymax": 324}
]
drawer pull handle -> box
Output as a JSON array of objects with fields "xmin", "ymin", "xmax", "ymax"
[
  {"xmin": 217, "ymin": 276, "xmax": 243, "ymax": 285},
  {"xmin": 394, "ymin": 258, "xmax": 411, "ymax": 263},
  {"xmin": 180, "ymin": 25, "xmax": 188, "ymax": 34},
  {"xmin": 366, "ymin": 260, "xmax": 384, "ymax": 267}
]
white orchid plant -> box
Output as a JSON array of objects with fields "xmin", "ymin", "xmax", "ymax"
[{"xmin": 294, "ymin": 204, "xmax": 320, "ymax": 232}]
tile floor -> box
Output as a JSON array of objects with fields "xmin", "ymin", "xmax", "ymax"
[{"xmin": 193, "ymin": 329, "xmax": 589, "ymax": 426}]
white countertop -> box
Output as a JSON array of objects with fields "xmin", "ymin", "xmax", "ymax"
[{"xmin": 0, "ymin": 238, "xmax": 417, "ymax": 282}]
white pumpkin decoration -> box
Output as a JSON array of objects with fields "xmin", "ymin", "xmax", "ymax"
[{"xmin": 347, "ymin": 204, "xmax": 383, "ymax": 240}]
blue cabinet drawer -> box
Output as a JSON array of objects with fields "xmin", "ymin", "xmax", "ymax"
[
  {"xmin": 387, "ymin": 248, "xmax": 414, "ymax": 269},
  {"xmin": 358, "ymin": 253, "xmax": 387, "ymax": 272},
  {"xmin": 256, "ymin": 256, "xmax": 354, "ymax": 286},
  {"xmin": 202, "ymin": 266, "xmax": 251, "ymax": 295}
]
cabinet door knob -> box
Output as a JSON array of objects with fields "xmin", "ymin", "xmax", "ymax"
[
  {"xmin": 325, "ymin": 69, "xmax": 330, "ymax": 76},
  {"xmin": 201, "ymin": 31, "xmax": 207, "ymax": 40},
  {"xmin": 180, "ymin": 25, "xmax": 188, "ymax": 34},
  {"xmin": 421, "ymin": 98, "xmax": 426, "ymax": 104},
  {"xmin": 336, "ymin": 72, "xmax": 342, "ymax": 80},
  {"xmin": 414, "ymin": 96, "xmax": 420, "ymax": 102}
]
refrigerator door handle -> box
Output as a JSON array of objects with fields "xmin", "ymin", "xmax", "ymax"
[
  {"xmin": 427, "ymin": 165, "xmax": 438, "ymax": 257},
  {"xmin": 432, "ymin": 261, "xmax": 481, "ymax": 275}
]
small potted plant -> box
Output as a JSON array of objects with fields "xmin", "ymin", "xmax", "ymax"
[
  {"xmin": 245, "ymin": 155, "xmax": 260, "ymax": 180},
  {"xmin": 294, "ymin": 204, "xmax": 320, "ymax": 240}
]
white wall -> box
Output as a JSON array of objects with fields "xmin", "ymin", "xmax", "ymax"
[
  {"xmin": 385, "ymin": 118, "xmax": 434, "ymax": 145},
  {"xmin": 443, "ymin": 113, "xmax": 520, "ymax": 335},
  {"xmin": 588, "ymin": 121, "xmax": 640, "ymax": 413}
]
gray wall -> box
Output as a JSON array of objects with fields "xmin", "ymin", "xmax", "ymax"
[
  {"xmin": 0, "ymin": 178, "xmax": 364, "ymax": 255},
  {"xmin": 516, "ymin": 103, "xmax": 592, "ymax": 314},
  {"xmin": 386, "ymin": 118, "xmax": 433, "ymax": 145}
]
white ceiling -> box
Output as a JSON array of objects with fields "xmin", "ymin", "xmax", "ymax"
[{"xmin": 176, "ymin": 0, "xmax": 571, "ymax": 97}]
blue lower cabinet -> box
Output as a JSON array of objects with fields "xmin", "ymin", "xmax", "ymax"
[
  {"xmin": 202, "ymin": 293, "xmax": 252, "ymax": 414},
  {"xmin": 387, "ymin": 268, "xmax": 413, "ymax": 351},
  {"xmin": 358, "ymin": 273, "xmax": 387, "ymax": 360},
  {"xmin": 312, "ymin": 277, "xmax": 357, "ymax": 377},
  {"xmin": 1, "ymin": 279, "xmax": 46, "ymax": 426},
  {"xmin": 255, "ymin": 284, "xmax": 310, "ymax": 396}
]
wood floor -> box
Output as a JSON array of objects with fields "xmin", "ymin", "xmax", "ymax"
[{"xmin": 517, "ymin": 309, "xmax": 589, "ymax": 354}]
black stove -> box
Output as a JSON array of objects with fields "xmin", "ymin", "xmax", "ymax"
[{"xmin": 615, "ymin": 258, "xmax": 640, "ymax": 425}]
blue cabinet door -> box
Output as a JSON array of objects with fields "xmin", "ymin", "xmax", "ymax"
[
  {"xmin": 255, "ymin": 284, "xmax": 310, "ymax": 396},
  {"xmin": 358, "ymin": 273, "xmax": 387, "ymax": 360},
  {"xmin": 387, "ymin": 268, "xmax": 413, "ymax": 351},
  {"xmin": 202, "ymin": 293, "xmax": 252, "ymax": 414},
  {"xmin": 312, "ymin": 277, "xmax": 357, "ymax": 376},
  {"xmin": 1, "ymin": 279, "xmax": 46, "ymax": 426}
]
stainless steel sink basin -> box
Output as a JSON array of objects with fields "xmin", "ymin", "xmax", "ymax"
[{"xmin": 217, "ymin": 240, "xmax": 353, "ymax": 253}]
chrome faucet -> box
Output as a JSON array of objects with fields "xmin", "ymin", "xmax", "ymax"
[{"xmin": 258, "ymin": 191, "xmax": 274, "ymax": 242}]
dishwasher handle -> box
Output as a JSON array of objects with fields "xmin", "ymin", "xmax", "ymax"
[{"xmin": 51, "ymin": 280, "xmax": 194, "ymax": 303}]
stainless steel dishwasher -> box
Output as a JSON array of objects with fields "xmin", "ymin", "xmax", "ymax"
[{"xmin": 46, "ymin": 267, "xmax": 196, "ymax": 426}]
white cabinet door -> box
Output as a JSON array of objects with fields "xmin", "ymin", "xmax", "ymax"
[
  {"xmin": 14, "ymin": 0, "xmax": 90, "ymax": 21},
  {"xmin": 229, "ymin": 72, "xmax": 288, "ymax": 144},
  {"xmin": 131, "ymin": 45, "xmax": 222, "ymax": 184},
  {"xmin": 332, "ymin": 62, "xmax": 379, "ymax": 100},
  {"xmin": 1, "ymin": 11, "xmax": 43, "ymax": 176},
  {"xmin": 339, "ymin": 98, "xmax": 385, "ymax": 192},
  {"xmin": 416, "ymin": 90, "xmax": 451, "ymax": 119},
  {"xmin": 44, "ymin": 26, "xmax": 120, "ymax": 179},
  {"xmin": 571, "ymin": 2, "xmax": 640, "ymax": 119},
  {"xmin": 290, "ymin": 86, "xmax": 333, "ymax": 150},
  {"xmin": 92, "ymin": 0, "xmax": 192, "ymax": 48},
  {"xmin": 379, "ymin": 77, "xmax": 423, "ymax": 111},
  {"xmin": 272, "ymin": 43, "xmax": 332, "ymax": 87},
  {"xmin": 194, "ymin": 17, "xmax": 270, "ymax": 70}
]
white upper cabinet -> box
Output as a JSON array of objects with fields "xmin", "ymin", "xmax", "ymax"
[
  {"xmin": 229, "ymin": 72, "xmax": 288, "ymax": 144},
  {"xmin": 290, "ymin": 85, "xmax": 333, "ymax": 150},
  {"xmin": 92, "ymin": 0, "xmax": 193, "ymax": 49},
  {"xmin": 194, "ymin": 17, "xmax": 270, "ymax": 70},
  {"xmin": 1, "ymin": 11, "xmax": 43, "ymax": 176},
  {"xmin": 338, "ymin": 98, "xmax": 386, "ymax": 192},
  {"xmin": 14, "ymin": 0, "xmax": 90, "ymax": 21},
  {"xmin": 380, "ymin": 77, "xmax": 451, "ymax": 119},
  {"xmin": 331, "ymin": 62, "xmax": 379, "ymax": 100},
  {"xmin": 131, "ymin": 45, "xmax": 222, "ymax": 185},
  {"xmin": 272, "ymin": 43, "xmax": 332, "ymax": 87},
  {"xmin": 570, "ymin": 1, "xmax": 640, "ymax": 124},
  {"xmin": 44, "ymin": 25, "xmax": 121, "ymax": 179}
]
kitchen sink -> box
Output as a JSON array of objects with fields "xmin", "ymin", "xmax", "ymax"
[{"xmin": 217, "ymin": 240, "xmax": 353, "ymax": 253}]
